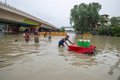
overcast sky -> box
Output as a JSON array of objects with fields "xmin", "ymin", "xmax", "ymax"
[{"xmin": 0, "ymin": 0, "xmax": 119, "ymax": 28}]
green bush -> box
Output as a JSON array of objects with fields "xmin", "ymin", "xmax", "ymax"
[
  {"xmin": 112, "ymin": 26, "xmax": 120, "ymax": 37},
  {"xmin": 98, "ymin": 25, "xmax": 120, "ymax": 37}
]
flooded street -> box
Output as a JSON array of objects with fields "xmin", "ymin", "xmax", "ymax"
[{"xmin": 0, "ymin": 33, "xmax": 120, "ymax": 80}]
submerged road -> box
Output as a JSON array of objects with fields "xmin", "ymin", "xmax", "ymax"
[{"xmin": 0, "ymin": 33, "xmax": 120, "ymax": 80}]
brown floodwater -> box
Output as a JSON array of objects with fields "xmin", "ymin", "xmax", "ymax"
[{"xmin": 0, "ymin": 33, "xmax": 120, "ymax": 80}]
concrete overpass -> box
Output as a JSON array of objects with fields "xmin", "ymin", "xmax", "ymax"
[{"xmin": 0, "ymin": 1, "xmax": 58, "ymax": 33}]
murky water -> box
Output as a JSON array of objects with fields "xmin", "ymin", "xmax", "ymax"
[{"xmin": 0, "ymin": 33, "xmax": 120, "ymax": 80}]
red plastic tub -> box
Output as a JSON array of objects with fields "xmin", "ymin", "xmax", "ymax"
[{"xmin": 68, "ymin": 45, "xmax": 96, "ymax": 54}]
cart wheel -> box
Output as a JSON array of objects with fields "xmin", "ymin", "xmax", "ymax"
[{"xmin": 93, "ymin": 49, "xmax": 97, "ymax": 55}]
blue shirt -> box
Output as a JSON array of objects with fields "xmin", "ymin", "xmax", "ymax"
[{"xmin": 59, "ymin": 38, "xmax": 68, "ymax": 45}]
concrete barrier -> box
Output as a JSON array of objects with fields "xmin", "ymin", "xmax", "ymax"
[{"xmin": 39, "ymin": 32, "xmax": 67, "ymax": 36}]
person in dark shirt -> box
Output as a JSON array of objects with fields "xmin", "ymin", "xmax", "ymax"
[
  {"xmin": 34, "ymin": 31, "xmax": 39, "ymax": 43},
  {"xmin": 58, "ymin": 35, "xmax": 73, "ymax": 47}
]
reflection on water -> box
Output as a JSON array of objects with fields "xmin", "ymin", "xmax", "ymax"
[
  {"xmin": 58, "ymin": 34, "xmax": 120, "ymax": 79},
  {"xmin": 59, "ymin": 34, "xmax": 120, "ymax": 68},
  {"xmin": 0, "ymin": 34, "xmax": 44, "ymax": 68},
  {"xmin": 108, "ymin": 58, "xmax": 120, "ymax": 75},
  {"xmin": 0, "ymin": 33, "xmax": 120, "ymax": 80},
  {"xmin": 58, "ymin": 47, "xmax": 97, "ymax": 67}
]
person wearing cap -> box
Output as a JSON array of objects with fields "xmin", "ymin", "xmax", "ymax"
[{"xmin": 58, "ymin": 35, "xmax": 73, "ymax": 47}]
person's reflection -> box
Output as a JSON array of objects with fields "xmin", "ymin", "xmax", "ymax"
[
  {"xmin": 58, "ymin": 47, "xmax": 66, "ymax": 56},
  {"xmin": 33, "ymin": 43, "xmax": 40, "ymax": 50},
  {"xmin": 48, "ymin": 39, "xmax": 52, "ymax": 42},
  {"xmin": 58, "ymin": 47, "xmax": 65, "ymax": 52}
]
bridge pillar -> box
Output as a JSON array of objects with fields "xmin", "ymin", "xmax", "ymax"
[{"xmin": 6, "ymin": 25, "xmax": 8, "ymax": 33}]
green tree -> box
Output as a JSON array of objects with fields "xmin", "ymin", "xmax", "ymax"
[
  {"xmin": 88, "ymin": 3, "xmax": 101, "ymax": 31},
  {"xmin": 110, "ymin": 17, "xmax": 120, "ymax": 27},
  {"xmin": 60, "ymin": 27, "xmax": 65, "ymax": 32},
  {"xmin": 70, "ymin": 2, "xmax": 101, "ymax": 34},
  {"xmin": 110, "ymin": 16, "xmax": 120, "ymax": 37}
]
